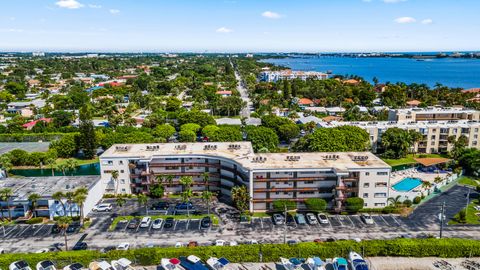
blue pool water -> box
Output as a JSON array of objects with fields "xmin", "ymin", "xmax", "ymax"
[{"xmin": 392, "ymin": 178, "xmax": 423, "ymax": 192}]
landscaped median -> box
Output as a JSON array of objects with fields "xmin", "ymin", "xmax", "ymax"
[
  {"xmin": 108, "ymin": 214, "xmax": 219, "ymax": 231},
  {"xmin": 2, "ymin": 239, "xmax": 480, "ymax": 269}
]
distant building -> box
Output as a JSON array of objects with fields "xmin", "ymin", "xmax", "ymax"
[
  {"xmin": 22, "ymin": 118, "xmax": 52, "ymax": 130},
  {"xmin": 7, "ymin": 99, "xmax": 46, "ymax": 117},
  {"xmin": 32, "ymin": 52, "xmax": 45, "ymax": 57},
  {"xmin": 388, "ymin": 107, "xmax": 480, "ymax": 122},
  {"xmin": 216, "ymin": 90, "xmax": 232, "ymax": 97},
  {"xmin": 259, "ymin": 70, "xmax": 329, "ymax": 82}
]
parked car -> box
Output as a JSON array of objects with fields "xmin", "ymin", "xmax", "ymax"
[
  {"xmin": 295, "ymin": 213, "xmax": 307, "ymax": 225},
  {"xmin": 175, "ymin": 202, "xmax": 195, "ymax": 211},
  {"xmin": 306, "ymin": 213, "xmax": 318, "ymax": 225},
  {"xmin": 272, "ymin": 213, "xmax": 285, "ymax": 225},
  {"xmin": 140, "ymin": 216, "xmax": 152, "ymax": 228},
  {"xmin": 93, "ymin": 203, "xmax": 112, "ymax": 212},
  {"xmin": 164, "ymin": 217, "xmax": 175, "ymax": 229},
  {"xmin": 215, "ymin": 240, "xmax": 226, "ymax": 246},
  {"xmin": 287, "ymin": 240, "xmax": 298, "ymax": 245},
  {"xmin": 51, "ymin": 224, "xmax": 61, "ymax": 234},
  {"xmin": 100, "ymin": 246, "xmax": 116, "ymax": 253},
  {"xmin": 247, "ymin": 239, "xmax": 259, "ymax": 245},
  {"xmin": 317, "ymin": 213, "xmax": 329, "ymax": 224},
  {"xmin": 127, "ymin": 218, "xmax": 140, "ymax": 230},
  {"xmin": 229, "ymin": 241, "xmax": 238, "ymax": 246},
  {"xmin": 150, "ymin": 201, "xmax": 169, "ymax": 211},
  {"xmin": 200, "ymin": 216, "xmax": 211, "ymax": 229},
  {"xmin": 66, "ymin": 222, "xmax": 80, "ymax": 233},
  {"xmin": 188, "ymin": 241, "xmax": 198, "ymax": 247},
  {"xmin": 117, "ymin": 242, "xmax": 130, "ymax": 250},
  {"xmin": 72, "ymin": 242, "xmax": 88, "ymax": 251},
  {"xmin": 286, "ymin": 213, "xmax": 296, "ymax": 226},
  {"xmin": 361, "ymin": 214, "xmax": 374, "ymax": 225},
  {"xmin": 151, "ymin": 218, "xmax": 163, "ymax": 229}
]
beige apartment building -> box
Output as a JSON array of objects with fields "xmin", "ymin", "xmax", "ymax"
[
  {"xmin": 388, "ymin": 107, "xmax": 480, "ymax": 122},
  {"xmin": 99, "ymin": 142, "xmax": 391, "ymax": 212}
]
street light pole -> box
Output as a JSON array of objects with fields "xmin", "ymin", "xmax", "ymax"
[
  {"xmin": 283, "ymin": 203, "xmax": 287, "ymax": 244},
  {"xmin": 465, "ymin": 189, "xmax": 471, "ymax": 217},
  {"xmin": 439, "ymin": 201, "xmax": 445, "ymax": 239}
]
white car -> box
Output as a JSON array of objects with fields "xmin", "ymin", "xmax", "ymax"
[
  {"xmin": 116, "ymin": 242, "xmax": 130, "ymax": 250},
  {"xmin": 317, "ymin": 213, "xmax": 329, "ymax": 224},
  {"xmin": 361, "ymin": 214, "xmax": 374, "ymax": 225},
  {"xmin": 229, "ymin": 241, "xmax": 238, "ymax": 246},
  {"xmin": 306, "ymin": 213, "xmax": 318, "ymax": 225},
  {"xmin": 247, "ymin": 239, "xmax": 259, "ymax": 245},
  {"xmin": 215, "ymin": 240, "xmax": 226, "ymax": 246},
  {"xmin": 151, "ymin": 218, "xmax": 163, "ymax": 229},
  {"xmin": 93, "ymin": 203, "xmax": 112, "ymax": 212},
  {"xmin": 140, "ymin": 216, "xmax": 151, "ymax": 228},
  {"xmin": 175, "ymin": 242, "xmax": 184, "ymax": 248}
]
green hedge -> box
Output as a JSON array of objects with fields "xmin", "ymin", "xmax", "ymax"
[
  {"xmin": 0, "ymin": 133, "xmax": 73, "ymax": 142},
  {"xmin": 1, "ymin": 239, "xmax": 480, "ymax": 269}
]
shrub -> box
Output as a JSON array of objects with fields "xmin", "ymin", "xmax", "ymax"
[
  {"xmin": 413, "ymin": 196, "xmax": 422, "ymax": 204},
  {"xmin": 25, "ymin": 217, "xmax": 44, "ymax": 224},
  {"xmin": 272, "ymin": 200, "xmax": 296, "ymax": 212},
  {"xmin": 403, "ymin": 199, "xmax": 413, "ymax": 207},
  {"xmin": 345, "ymin": 197, "xmax": 364, "ymax": 213},
  {"xmin": 304, "ymin": 198, "xmax": 327, "ymax": 212}
]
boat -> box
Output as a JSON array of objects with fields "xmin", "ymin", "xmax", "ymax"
[
  {"xmin": 305, "ymin": 257, "xmax": 325, "ymax": 270},
  {"xmin": 279, "ymin": 258, "xmax": 296, "ymax": 270},
  {"xmin": 160, "ymin": 258, "xmax": 185, "ymax": 270},
  {"xmin": 10, "ymin": 261, "xmax": 32, "ymax": 270},
  {"xmin": 88, "ymin": 261, "xmax": 114, "ymax": 270},
  {"xmin": 111, "ymin": 259, "xmax": 134, "ymax": 270},
  {"xmin": 206, "ymin": 257, "xmax": 230, "ymax": 270},
  {"xmin": 179, "ymin": 256, "xmax": 209, "ymax": 270},
  {"xmin": 62, "ymin": 263, "xmax": 84, "ymax": 270},
  {"xmin": 348, "ymin": 252, "xmax": 369, "ymax": 270},
  {"xmin": 36, "ymin": 261, "xmax": 56, "ymax": 270},
  {"xmin": 332, "ymin": 258, "xmax": 348, "ymax": 270}
]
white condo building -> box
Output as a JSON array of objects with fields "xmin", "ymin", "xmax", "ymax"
[
  {"xmin": 99, "ymin": 142, "xmax": 391, "ymax": 212},
  {"xmin": 259, "ymin": 70, "xmax": 329, "ymax": 82}
]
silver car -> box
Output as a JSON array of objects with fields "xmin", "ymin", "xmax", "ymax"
[{"xmin": 361, "ymin": 213, "xmax": 374, "ymax": 225}]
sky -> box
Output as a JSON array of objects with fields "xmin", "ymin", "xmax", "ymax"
[{"xmin": 0, "ymin": 0, "xmax": 479, "ymax": 52}]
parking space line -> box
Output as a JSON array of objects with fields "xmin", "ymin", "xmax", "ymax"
[
  {"xmin": 346, "ymin": 216, "xmax": 355, "ymax": 227},
  {"xmin": 390, "ymin": 214, "xmax": 401, "ymax": 226},
  {"xmin": 15, "ymin": 225, "xmax": 31, "ymax": 237},
  {"xmin": 173, "ymin": 220, "xmax": 178, "ymax": 230},
  {"xmin": 259, "ymin": 218, "xmax": 264, "ymax": 229},
  {"xmin": 33, "ymin": 224, "xmax": 44, "ymax": 236},
  {"xmin": 335, "ymin": 215, "xmax": 344, "ymax": 226},
  {"xmin": 380, "ymin": 215, "xmax": 389, "ymax": 225},
  {"xmin": 4, "ymin": 225, "xmax": 19, "ymax": 237}
]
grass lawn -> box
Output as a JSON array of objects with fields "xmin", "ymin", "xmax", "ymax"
[
  {"xmin": 382, "ymin": 153, "xmax": 447, "ymax": 167},
  {"xmin": 55, "ymin": 157, "xmax": 99, "ymax": 166},
  {"xmin": 108, "ymin": 214, "xmax": 219, "ymax": 231},
  {"xmin": 458, "ymin": 177, "xmax": 479, "ymax": 187},
  {"xmin": 252, "ymin": 212, "xmax": 271, "ymax": 218},
  {"xmin": 448, "ymin": 201, "xmax": 480, "ymax": 225}
]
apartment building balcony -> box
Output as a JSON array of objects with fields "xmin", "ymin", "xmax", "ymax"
[
  {"xmin": 252, "ymin": 198, "xmax": 306, "ymax": 203},
  {"xmin": 253, "ymin": 187, "xmax": 317, "ymax": 193},
  {"xmin": 342, "ymin": 177, "xmax": 359, "ymax": 182},
  {"xmin": 151, "ymin": 172, "xmax": 220, "ymax": 177},
  {"xmin": 149, "ymin": 162, "xmax": 221, "ymax": 169},
  {"xmin": 439, "ymin": 135, "xmax": 449, "ymax": 141},
  {"xmin": 254, "ymin": 176, "xmax": 335, "ymax": 182}
]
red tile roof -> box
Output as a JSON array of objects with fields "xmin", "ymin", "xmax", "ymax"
[
  {"xmin": 463, "ymin": 88, "xmax": 480, "ymax": 93},
  {"xmin": 216, "ymin": 91, "xmax": 232, "ymax": 95},
  {"xmin": 298, "ymin": 98, "xmax": 314, "ymax": 105},
  {"xmin": 22, "ymin": 118, "xmax": 52, "ymax": 129}
]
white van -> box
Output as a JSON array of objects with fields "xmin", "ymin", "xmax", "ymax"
[{"xmin": 140, "ymin": 216, "xmax": 151, "ymax": 228}]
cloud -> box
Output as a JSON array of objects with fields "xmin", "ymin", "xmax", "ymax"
[
  {"xmin": 55, "ymin": 0, "xmax": 84, "ymax": 9},
  {"xmin": 262, "ymin": 11, "xmax": 282, "ymax": 19},
  {"xmin": 216, "ymin": 27, "xmax": 233, "ymax": 33},
  {"xmin": 362, "ymin": 0, "xmax": 372, "ymax": 2},
  {"xmin": 394, "ymin": 17, "xmax": 416, "ymax": 24},
  {"xmin": 0, "ymin": 28, "xmax": 24, "ymax": 33},
  {"xmin": 421, "ymin": 19, "xmax": 433, "ymax": 25},
  {"xmin": 88, "ymin": 4, "xmax": 102, "ymax": 8},
  {"xmin": 383, "ymin": 0, "xmax": 407, "ymax": 3},
  {"xmin": 109, "ymin": 9, "xmax": 120, "ymax": 14}
]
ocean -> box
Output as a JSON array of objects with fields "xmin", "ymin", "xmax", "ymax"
[{"xmin": 261, "ymin": 56, "xmax": 480, "ymax": 89}]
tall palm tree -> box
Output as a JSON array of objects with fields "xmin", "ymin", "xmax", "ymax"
[
  {"xmin": 387, "ymin": 195, "xmax": 402, "ymax": 207},
  {"xmin": 0, "ymin": 188, "xmax": 13, "ymax": 220},
  {"xmin": 28, "ymin": 193, "xmax": 41, "ymax": 218},
  {"xmin": 434, "ymin": 176, "xmax": 443, "ymax": 184},
  {"xmin": 115, "ymin": 196, "xmax": 127, "ymax": 216},
  {"xmin": 137, "ymin": 194, "xmax": 149, "ymax": 215},
  {"xmin": 56, "ymin": 163, "xmax": 67, "ymax": 176},
  {"xmin": 56, "ymin": 216, "xmax": 72, "ymax": 250},
  {"xmin": 65, "ymin": 159, "xmax": 79, "ymax": 176},
  {"xmin": 44, "ymin": 158, "xmax": 56, "ymax": 176},
  {"xmin": 231, "ymin": 185, "xmax": 250, "ymax": 214},
  {"xmin": 421, "ymin": 181, "xmax": 432, "ymax": 192},
  {"xmin": 73, "ymin": 193, "xmax": 87, "ymax": 225},
  {"xmin": 201, "ymin": 191, "xmax": 214, "ymax": 216},
  {"xmin": 181, "ymin": 189, "xmax": 193, "ymax": 217},
  {"xmin": 52, "ymin": 191, "xmax": 66, "ymax": 217},
  {"xmin": 179, "ymin": 176, "xmax": 193, "ymax": 192},
  {"xmin": 201, "ymin": 172, "xmax": 210, "ymax": 192},
  {"xmin": 111, "ymin": 170, "xmax": 120, "ymax": 195},
  {"xmin": 65, "ymin": 192, "xmax": 75, "ymax": 217},
  {"xmin": 179, "ymin": 176, "xmax": 194, "ymax": 217},
  {"xmin": 166, "ymin": 175, "xmax": 174, "ymax": 193}
]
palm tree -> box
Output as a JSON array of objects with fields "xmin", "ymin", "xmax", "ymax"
[
  {"xmin": 65, "ymin": 159, "xmax": 79, "ymax": 176},
  {"xmin": 387, "ymin": 195, "xmax": 402, "ymax": 207},
  {"xmin": 421, "ymin": 181, "xmax": 432, "ymax": 191},
  {"xmin": 44, "ymin": 158, "xmax": 56, "ymax": 176},
  {"xmin": 65, "ymin": 192, "xmax": 75, "ymax": 217},
  {"xmin": 115, "ymin": 196, "xmax": 127, "ymax": 216},
  {"xmin": 56, "ymin": 216, "xmax": 72, "ymax": 250},
  {"xmin": 73, "ymin": 193, "xmax": 87, "ymax": 224},
  {"xmin": 201, "ymin": 172, "xmax": 210, "ymax": 192},
  {"xmin": 201, "ymin": 191, "xmax": 214, "ymax": 216},
  {"xmin": 231, "ymin": 185, "xmax": 250, "ymax": 214},
  {"xmin": 56, "ymin": 163, "xmax": 67, "ymax": 176},
  {"xmin": 434, "ymin": 176, "xmax": 443, "ymax": 184},
  {"xmin": 0, "ymin": 155, "xmax": 13, "ymax": 176},
  {"xmin": 137, "ymin": 194, "xmax": 149, "ymax": 215},
  {"xmin": 181, "ymin": 189, "xmax": 193, "ymax": 217},
  {"xmin": 179, "ymin": 176, "xmax": 193, "ymax": 192},
  {"xmin": 111, "ymin": 170, "xmax": 120, "ymax": 195},
  {"xmin": 28, "ymin": 193, "xmax": 41, "ymax": 218},
  {"xmin": 0, "ymin": 188, "xmax": 13, "ymax": 220},
  {"xmin": 52, "ymin": 191, "xmax": 66, "ymax": 217}
]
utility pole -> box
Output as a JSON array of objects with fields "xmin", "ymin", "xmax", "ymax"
[
  {"xmin": 283, "ymin": 203, "xmax": 287, "ymax": 244},
  {"xmin": 465, "ymin": 189, "xmax": 471, "ymax": 217},
  {"xmin": 439, "ymin": 201, "xmax": 446, "ymax": 239}
]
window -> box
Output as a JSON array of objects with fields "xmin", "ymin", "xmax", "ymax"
[
  {"xmin": 102, "ymin": 160, "xmax": 113, "ymax": 165},
  {"xmin": 165, "ymin": 158, "xmax": 178, "ymax": 161},
  {"xmin": 119, "ymin": 160, "xmax": 124, "ymax": 165},
  {"xmin": 365, "ymin": 172, "xmax": 370, "ymax": 176},
  {"xmin": 120, "ymin": 170, "xmax": 124, "ymax": 173},
  {"xmin": 474, "ymin": 141, "xmax": 478, "ymax": 146},
  {"xmin": 432, "ymin": 129, "xmax": 436, "ymax": 132},
  {"xmin": 304, "ymin": 181, "xmax": 314, "ymax": 184},
  {"xmin": 363, "ymin": 183, "xmax": 370, "ymax": 188},
  {"xmin": 475, "ymin": 135, "xmax": 478, "ymax": 139},
  {"xmin": 283, "ymin": 192, "xmax": 289, "ymax": 195},
  {"xmin": 377, "ymin": 172, "xmax": 388, "ymax": 176},
  {"xmin": 374, "ymin": 193, "xmax": 387, "ymax": 198},
  {"xmin": 121, "ymin": 188, "xmax": 126, "ymax": 192},
  {"xmin": 375, "ymin": 203, "xmax": 386, "ymax": 207},
  {"xmin": 475, "ymin": 128, "xmax": 479, "ymax": 132},
  {"xmin": 275, "ymin": 192, "xmax": 280, "ymax": 195},
  {"xmin": 375, "ymin": 182, "xmax": 388, "ymax": 188},
  {"xmin": 431, "ymin": 135, "xmax": 436, "ymax": 140},
  {"xmin": 300, "ymin": 191, "xmax": 315, "ymax": 195},
  {"xmin": 363, "ymin": 193, "xmax": 369, "ymax": 198},
  {"xmin": 120, "ymin": 179, "xmax": 125, "ymax": 184},
  {"xmin": 431, "ymin": 141, "xmax": 435, "ymax": 146},
  {"xmin": 364, "ymin": 203, "xmax": 368, "ymax": 207}
]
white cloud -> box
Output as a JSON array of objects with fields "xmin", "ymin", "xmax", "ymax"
[
  {"xmin": 383, "ymin": 0, "xmax": 407, "ymax": 3},
  {"xmin": 394, "ymin": 17, "xmax": 416, "ymax": 24},
  {"xmin": 421, "ymin": 19, "xmax": 433, "ymax": 25},
  {"xmin": 262, "ymin": 11, "xmax": 282, "ymax": 19},
  {"xmin": 0, "ymin": 28, "xmax": 24, "ymax": 33},
  {"xmin": 362, "ymin": 0, "xmax": 372, "ymax": 2},
  {"xmin": 109, "ymin": 9, "xmax": 120, "ymax": 14},
  {"xmin": 88, "ymin": 4, "xmax": 102, "ymax": 8},
  {"xmin": 216, "ymin": 27, "xmax": 233, "ymax": 33},
  {"xmin": 55, "ymin": 0, "xmax": 84, "ymax": 9}
]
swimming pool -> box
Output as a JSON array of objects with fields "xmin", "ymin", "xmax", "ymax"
[{"xmin": 392, "ymin": 177, "xmax": 423, "ymax": 192}]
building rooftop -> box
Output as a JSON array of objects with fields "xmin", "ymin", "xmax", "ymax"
[
  {"xmin": 391, "ymin": 107, "xmax": 478, "ymax": 114},
  {"xmin": 321, "ymin": 120, "xmax": 480, "ymax": 129},
  {"xmin": 0, "ymin": 176, "xmax": 101, "ymax": 201},
  {"xmin": 101, "ymin": 142, "xmax": 390, "ymax": 171}
]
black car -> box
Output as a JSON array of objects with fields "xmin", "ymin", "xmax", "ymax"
[
  {"xmin": 150, "ymin": 201, "xmax": 169, "ymax": 211},
  {"xmin": 51, "ymin": 224, "xmax": 61, "ymax": 234},
  {"xmin": 72, "ymin": 242, "xmax": 88, "ymax": 251},
  {"xmin": 66, "ymin": 222, "xmax": 80, "ymax": 233},
  {"xmin": 163, "ymin": 217, "xmax": 175, "ymax": 229},
  {"xmin": 175, "ymin": 202, "xmax": 194, "ymax": 210},
  {"xmin": 200, "ymin": 216, "xmax": 211, "ymax": 229},
  {"xmin": 100, "ymin": 246, "xmax": 116, "ymax": 253},
  {"xmin": 286, "ymin": 213, "xmax": 296, "ymax": 226},
  {"xmin": 127, "ymin": 218, "xmax": 140, "ymax": 230}
]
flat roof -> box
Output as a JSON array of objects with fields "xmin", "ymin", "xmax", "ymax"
[
  {"xmin": 392, "ymin": 107, "xmax": 478, "ymax": 115},
  {"xmin": 414, "ymin": 157, "xmax": 451, "ymax": 167},
  {"xmin": 101, "ymin": 142, "xmax": 390, "ymax": 171},
  {"xmin": 321, "ymin": 120, "xmax": 480, "ymax": 129},
  {"xmin": 0, "ymin": 176, "xmax": 101, "ymax": 201},
  {"xmin": 0, "ymin": 142, "xmax": 50, "ymax": 155}
]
